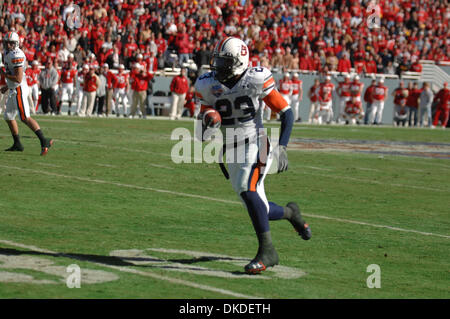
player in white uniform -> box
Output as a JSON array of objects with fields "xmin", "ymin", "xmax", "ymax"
[
  {"xmin": 195, "ymin": 37, "xmax": 311, "ymax": 274},
  {"xmin": 0, "ymin": 32, "xmax": 52, "ymax": 155}
]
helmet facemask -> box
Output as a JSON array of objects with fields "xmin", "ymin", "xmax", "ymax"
[{"xmin": 211, "ymin": 52, "xmax": 241, "ymax": 83}]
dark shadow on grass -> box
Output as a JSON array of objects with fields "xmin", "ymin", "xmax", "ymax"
[
  {"xmin": 0, "ymin": 247, "xmax": 134, "ymax": 267},
  {"xmin": 0, "ymin": 247, "xmax": 256, "ymax": 276}
]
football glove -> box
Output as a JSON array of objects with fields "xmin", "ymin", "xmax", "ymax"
[{"xmin": 277, "ymin": 145, "xmax": 288, "ymax": 173}]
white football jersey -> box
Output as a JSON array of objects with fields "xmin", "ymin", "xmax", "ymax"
[
  {"xmin": 195, "ymin": 66, "xmax": 276, "ymax": 144},
  {"xmin": 3, "ymin": 48, "xmax": 27, "ymax": 89}
]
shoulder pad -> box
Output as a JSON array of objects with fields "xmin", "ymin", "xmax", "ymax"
[{"xmin": 246, "ymin": 66, "xmax": 272, "ymax": 86}]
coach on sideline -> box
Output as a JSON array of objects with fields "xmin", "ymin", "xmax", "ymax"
[{"xmin": 38, "ymin": 59, "xmax": 58, "ymax": 115}]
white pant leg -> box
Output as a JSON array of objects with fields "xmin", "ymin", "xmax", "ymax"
[
  {"xmin": 375, "ymin": 101, "xmax": 384, "ymax": 124},
  {"xmin": 369, "ymin": 102, "xmax": 378, "ymax": 124},
  {"xmin": 227, "ymin": 136, "xmax": 272, "ymax": 203},
  {"xmin": 170, "ymin": 93, "xmax": 180, "ymax": 118},
  {"xmin": 4, "ymin": 85, "xmax": 30, "ymax": 121},
  {"xmin": 176, "ymin": 93, "xmax": 186, "ymax": 118}
]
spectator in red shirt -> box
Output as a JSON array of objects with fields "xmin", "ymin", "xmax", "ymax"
[
  {"xmin": 407, "ymin": 82, "xmax": 421, "ymax": 127},
  {"xmin": 337, "ymin": 52, "xmax": 352, "ymax": 73},
  {"xmin": 129, "ymin": 63, "xmax": 153, "ymax": 119},
  {"xmin": 80, "ymin": 66, "xmax": 101, "ymax": 117},
  {"xmin": 169, "ymin": 67, "xmax": 189, "ymax": 120},
  {"xmin": 410, "ymin": 60, "xmax": 422, "ymax": 73},
  {"xmin": 365, "ymin": 54, "xmax": 377, "ymax": 74},
  {"xmin": 363, "ymin": 79, "xmax": 377, "ymax": 124}
]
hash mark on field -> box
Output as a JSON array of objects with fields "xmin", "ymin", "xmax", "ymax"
[
  {"xmin": 149, "ymin": 164, "xmax": 175, "ymax": 170},
  {"xmin": 36, "ymin": 163, "xmax": 62, "ymax": 168},
  {"xmin": 298, "ymin": 165, "xmax": 332, "ymax": 171},
  {"xmin": 354, "ymin": 167, "xmax": 380, "ymax": 172},
  {"xmin": 0, "ymin": 239, "xmax": 261, "ymax": 299},
  {"xmin": 0, "ymin": 164, "xmax": 448, "ymax": 240}
]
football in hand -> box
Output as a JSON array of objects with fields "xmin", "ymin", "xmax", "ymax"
[{"xmin": 202, "ymin": 109, "xmax": 221, "ymax": 128}]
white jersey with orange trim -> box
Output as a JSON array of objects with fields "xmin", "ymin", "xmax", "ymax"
[
  {"xmin": 3, "ymin": 48, "xmax": 27, "ymax": 89},
  {"xmin": 195, "ymin": 66, "xmax": 287, "ymax": 144}
]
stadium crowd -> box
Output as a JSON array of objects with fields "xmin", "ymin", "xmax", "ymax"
[{"xmin": 0, "ymin": 0, "xmax": 448, "ymax": 125}]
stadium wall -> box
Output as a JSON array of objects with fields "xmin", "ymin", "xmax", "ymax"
[{"xmin": 152, "ymin": 73, "xmax": 415, "ymax": 125}]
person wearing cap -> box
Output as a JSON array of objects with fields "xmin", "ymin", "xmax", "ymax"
[
  {"xmin": 113, "ymin": 64, "xmax": 130, "ymax": 117},
  {"xmin": 38, "ymin": 59, "xmax": 59, "ymax": 115},
  {"xmin": 432, "ymin": 82, "xmax": 450, "ymax": 128},
  {"xmin": 95, "ymin": 64, "xmax": 108, "ymax": 117},
  {"xmin": 337, "ymin": 74, "xmax": 352, "ymax": 123},
  {"xmin": 79, "ymin": 65, "xmax": 101, "ymax": 117},
  {"xmin": 129, "ymin": 63, "xmax": 154, "ymax": 119},
  {"xmin": 75, "ymin": 64, "xmax": 89, "ymax": 116},
  {"xmin": 135, "ymin": 53, "xmax": 147, "ymax": 72},
  {"xmin": 363, "ymin": 79, "xmax": 377, "ymax": 125},
  {"xmin": 418, "ymin": 82, "xmax": 434, "ymax": 127},
  {"xmin": 88, "ymin": 53, "xmax": 99, "ymax": 70},
  {"xmin": 290, "ymin": 73, "xmax": 303, "ymax": 122},
  {"xmin": 392, "ymin": 81, "xmax": 409, "ymax": 127},
  {"xmin": 350, "ymin": 75, "xmax": 364, "ymax": 105},
  {"xmin": 59, "ymin": 60, "xmax": 77, "ymax": 115},
  {"xmin": 169, "ymin": 67, "xmax": 189, "ymax": 120},
  {"xmin": 317, "ymin": 75, "xmax": 335, "ymax": 124},
  {"xmin": 406, "ymin": 81, "xmax": 421, "ymax": 127},
  {"xmin": 308, "ymin": 78, "xmax": 321, "ymax": 124},
  {"xmin": 25, "ymin": 60, "xmax": 40, "ymax": 114},
  {"xmin": 102, "ymin": 63, "xmax": 116, "ymax": 116},
  {"xmin": 369, "ymin": 78, "xmax": 388, "ymax": 125}
]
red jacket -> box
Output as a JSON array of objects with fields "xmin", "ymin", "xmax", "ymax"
[
  {"xmin": 364, "ymin": 85, "xmax": 375, "ymax": 103},
  {"xmin": 170, "ymin": 75, "xmax": 189, "ymax": 94},
  {"xmin": 435, "ymin": 88, "xmax": 450, "ymax": 109},
  {"xmin": 130, "ymin": 71, "xmax": 153, "ymax": 92}
]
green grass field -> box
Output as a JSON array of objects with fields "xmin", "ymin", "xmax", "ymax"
[{"xmin": 0, "ymin": 116, "xmax": 449, "ymax": 299}]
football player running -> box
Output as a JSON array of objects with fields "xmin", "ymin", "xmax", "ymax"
[
  {"xmin": 195, "ymin": 37, "xmax": 311, "ymax": 274},
  {"xmin": 0, "ymin": 31, "xmax": 52, "ymax": 155}
]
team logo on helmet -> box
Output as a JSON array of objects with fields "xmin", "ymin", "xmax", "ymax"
[{"xmin": 211, "ymin": 37, "xmax": 250, "ymax": 83}]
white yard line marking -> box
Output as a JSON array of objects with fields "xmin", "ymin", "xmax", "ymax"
[
  {"xmin": 298, "ymin": 165, "xmax": 332, "ymax": 171},
  {"xmin": 0, "ymin": 239, "xmax": 261, "ymax": 299},
  {"xmin": 35, "ymin": 163, "xmax": 62, "ymax": 168},
  {"xmin": 299, "ymin": 170, "xmax": 449, "ymax": 193},
  {"xmin": 54, "ymin": 139, "xmax": 448, "ymax": 192},
  {"xmin": 0, "ymin": 164, "xmax": 448, "ymax": 240},
  {"xmin": 303, "ymin": 215, "xmax": 450, "ymax": 239},
  {"xmin": 149, "ymin": 163, "xmax": 175, "ymax": 170},
  {"xmin": 354, "ymin": 167, "xmax": 380, "ymax": 172}
]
